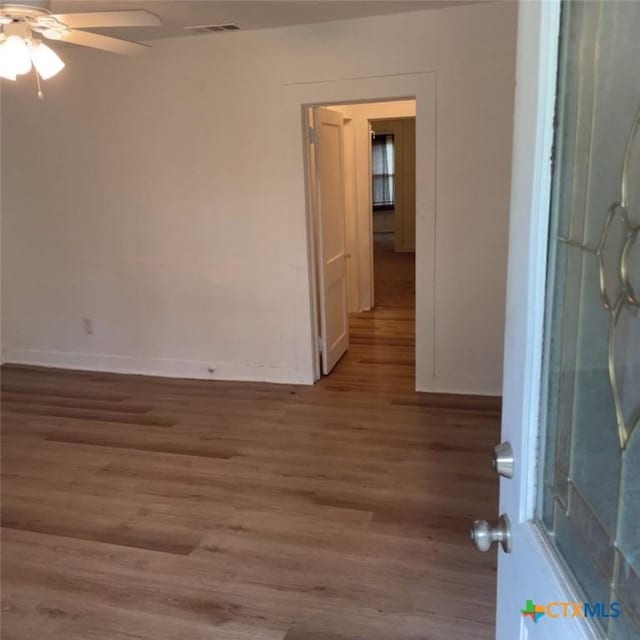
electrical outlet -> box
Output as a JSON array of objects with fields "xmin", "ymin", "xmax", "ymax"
[{"xmin": 82, "ymin": 318, "xmax": 93, "ymax": 335}]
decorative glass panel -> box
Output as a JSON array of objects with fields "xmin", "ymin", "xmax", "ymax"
[{"xmin": 537, "ymin": 2, "xmax": 640, "ymax": 638}]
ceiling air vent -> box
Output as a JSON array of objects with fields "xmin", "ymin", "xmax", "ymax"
[{"xmin": 185, "ymin": 23, "xmax": 240, "ymax": 35}]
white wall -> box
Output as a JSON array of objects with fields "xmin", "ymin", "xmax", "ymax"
[{"xmin": 1, "ymin": 2, "xmax": 516, "ymax": 394}]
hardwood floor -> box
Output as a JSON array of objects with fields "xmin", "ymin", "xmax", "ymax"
[
  {"xmin": 1, "ymin": 240, "xmax": 501, "ymax": 640},
  {"xmin": 372, "ymin": 232, "xmax": 415, "ymax": 311}
]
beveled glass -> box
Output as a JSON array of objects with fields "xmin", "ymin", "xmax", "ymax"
[{"xmin": 537, "ymin": 2, "xmax": 640, "ymax": 638}]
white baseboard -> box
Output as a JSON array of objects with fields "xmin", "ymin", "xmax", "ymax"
[
  {"xmin": 2, "ymin": 347, "xmax": 310, "ymax": 385},
  {"xmin": 416, "ymin": 373, "xmax": 503, "ymax": 397},
  {"xmin": 2, "ymin": 348, "xmax": 500, "ymax": 395}
]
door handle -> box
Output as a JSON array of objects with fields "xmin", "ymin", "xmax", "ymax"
[
  {"xmin": 492, "ymin": 442, "xmax": 514, "ymax": 478},
  {"xmin": 470, "ymin": 514, "xmax": 512, "ymax": 553}
]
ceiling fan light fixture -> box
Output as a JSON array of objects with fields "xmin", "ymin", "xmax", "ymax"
[
  {"xmin": 30, "ymin": 41, "xmax": 64, "ymax": 79},
  {"xmin": 0, "ymin": 43, "xmax": 17, "ymax": 80},
  {"xmin": 3, "ymin": 33, "xmax": 31, "ymax": 75},
  {"xmin": 0, "ymin": 6, "xmax": 162, "ymax": 95}
]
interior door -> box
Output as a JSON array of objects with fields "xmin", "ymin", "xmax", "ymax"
[
  {"xmin": 313, "ymin": 107, "xmax": 349, "ymax": 374},
  {"xmin": 486, "ymin": 2, "xmax": 640, "ymax": 639}
]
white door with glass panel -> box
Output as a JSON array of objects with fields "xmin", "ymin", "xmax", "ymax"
[{"xmin": 470, "ymin": 2, "xmax": 640, "ymax": 639}]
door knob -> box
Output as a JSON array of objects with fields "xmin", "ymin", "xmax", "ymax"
[
  {"xmin": 492, "ymin": 442, "xmax": 514, "ymax": 478},
  {"xmin": 470, "ymin": 514, "xmax": 512, "ymax": 553}
]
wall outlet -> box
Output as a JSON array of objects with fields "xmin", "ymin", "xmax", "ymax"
[{"xmin": 82, "ymin": 318, "xmax": 93, "ymax": 335}]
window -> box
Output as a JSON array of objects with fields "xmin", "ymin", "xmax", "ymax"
[{"xmin": 372, "ymin": 133, "xmax": 395, "ymax": 211}]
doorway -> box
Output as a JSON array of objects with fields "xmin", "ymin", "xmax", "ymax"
[
  {"xmin": 305, "ymin": 100, "xmax": 417, "ymax": 384},
  {"xmin": 370, "ymin": 116, "xmax": 416, "ymax": 311}
]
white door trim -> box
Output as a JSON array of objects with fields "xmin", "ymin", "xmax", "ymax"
[{"xmin": 500, "ymin": 0, "xmax": 561, "ymax": 524}]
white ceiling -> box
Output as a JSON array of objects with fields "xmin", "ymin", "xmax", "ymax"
[{"xmin": 47, "ymin": 1, "xmax": 478, "ymax": 42}]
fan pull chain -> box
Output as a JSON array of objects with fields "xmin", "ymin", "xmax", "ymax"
[{"xmin": 34, "ymin": 68, "xmax": 44, "ymax": 100}]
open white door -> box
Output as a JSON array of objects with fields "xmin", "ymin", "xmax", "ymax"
[
  {"xmin": 487, "ymin": 2, "xmax": 640, "ymax": 639},
  {"xmin": 313, "ymin": 107, "xmax": 349, "ymax": 374}
]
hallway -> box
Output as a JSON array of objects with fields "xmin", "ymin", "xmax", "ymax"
[
  {"xmin": 372, "ymin": 232, "xmax": 415, "ymax": 311},
  {"xmin": 326, "ymin": 232, "xmax": 415, "ymax": 391},
  {"xmin": 1, "ymin": 250, "xmax": 501, "ymax": 639}
]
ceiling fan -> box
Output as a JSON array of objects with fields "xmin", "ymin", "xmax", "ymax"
[{"xmin": 0, "ymin": 0, "xmax": 161, "ymax": 92}]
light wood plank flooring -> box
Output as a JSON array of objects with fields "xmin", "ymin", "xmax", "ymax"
[{"xmin": 1, "ymin": 240, "xmax": 500, "ymax": 640}]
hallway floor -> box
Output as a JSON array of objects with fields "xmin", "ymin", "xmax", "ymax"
[
  {"xmin": 327, "ymin": 232, "xmax": 415, "ymax": 391},
  {"xmin": 1, "ymin": 240, "xmax": 500, "ymax": 639},
  {"xmin": 372, "ymin": 232, "xmax": 415, "ymax": 310}
]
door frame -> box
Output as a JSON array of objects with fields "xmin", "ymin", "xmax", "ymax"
[
  {"xmin": 295, "ymin": 75, "xmax": 436, "ymax": 385},
  {"xmin": 496, "ymin": 1, "xmax": 600, "ymax": 638},
  {"xmin": 305, "ymin": 103, "xmax": 423, "ymax": 381}
]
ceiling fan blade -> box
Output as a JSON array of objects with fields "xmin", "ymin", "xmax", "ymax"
[
  {"xmin": 55, "ymin": 29, "xmax": 148, "ymax": 55},
  {"xmin": 50, "ymin": 10, "xmax": 161, "ymax": 29}
]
